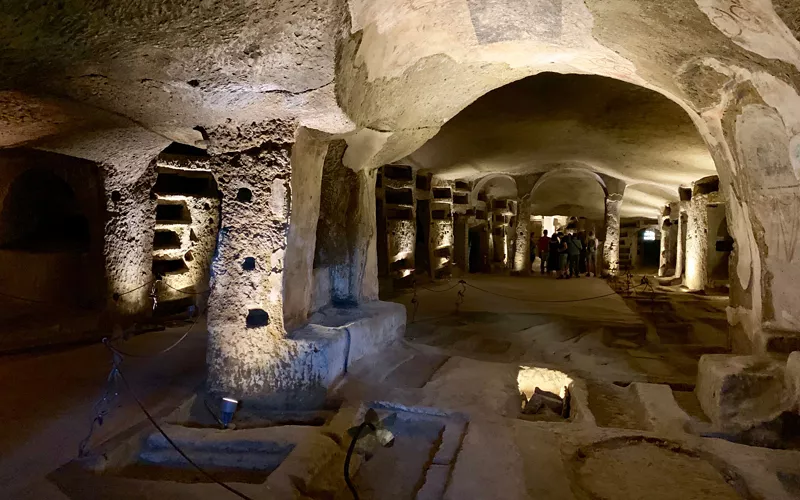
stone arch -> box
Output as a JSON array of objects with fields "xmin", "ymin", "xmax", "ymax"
[
  {"xmin": 469, "ymin": 173, "xmax": 518, "ymax": 205},
  {"xmin": 0, "ymin": 169, "xmax": 90, "ymax": 251},
  {"xmin": 0, "ymin": 150, "xmax": 107, "ymax": 314}
]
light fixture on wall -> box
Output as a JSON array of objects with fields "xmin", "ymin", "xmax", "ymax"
[{"xmin": 643, "ymin": 230, "xmax": 656, "ymax": 241}]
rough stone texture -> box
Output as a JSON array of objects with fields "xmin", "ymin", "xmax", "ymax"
[
  {"xmin": 602, "ymin": 195, "xmax": 623, "ymax": 275},
  {"xmin": 513, "ymin": 198, "xmax": 532, "ymax": 274},
  {"xmin": 685, "ymin": 192, "xmax": 710, "ymax": 290},
  {"xmin": 696, "ymin": 354, "xmax": 787, "ymax": 432},
  {"xmin": 103, "ymin": 159, "xmax": 159, "ymax": 316},
  {"xmin": 283, "ymin": 129, "xmax": 328, "ymax": 330},
  {"xmin": 785, "ymin": 350, "xmax": 800, "ymax": 412},
  {"xmin": 674, "ymin": 209, "xmax": 689, "ymax": 280},
  {"xmin": 151, "ymin": 158, "xmax": 221, "ymax": 311},
  {"xmin": 205, "ymin": 133, "xmax": 294, "ymax": 397}
]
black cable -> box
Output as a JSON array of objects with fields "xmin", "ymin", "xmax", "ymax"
[
  {"xmin": 344, "ymin": 421, "xmax": 375, "ymax": 500},
  {"xmin": 161, "ymin": 282, "xmax": 212, "ymax": 296},
  {"xmin": 417, "ymin": 282, "xmax": 461, "ymax": 293},
  {"xmin": 103, "ymin": 315, "xmax": 199, "ymax": 359},
  {"xmin": 110, "ymin": 353, "xmax": 254, "ymax": 500},
  {"xmin": 116, "ymin": 279, "xmax": 157, "ymax": 297}
]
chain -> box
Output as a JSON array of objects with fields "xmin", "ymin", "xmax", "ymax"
[
  {"xmin": 78, "ymin": 351, "xmax": 123, "ymax": 457},
  {"xmin": 149, "ymin": 279, "xmax": 161, "ymax": 311},
  {"xmin": 455, "ymin": 280, "xmax": 467, "ymax": 313}
]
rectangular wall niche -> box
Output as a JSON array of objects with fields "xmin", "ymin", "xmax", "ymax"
[
  {"xmin": 433, "ymin": 188, "xmax": 452, "ymax": 200},
  {"xmin": 416, "ymin": 174, "xmax": 431, "ymax": 191},
  {"xmin": 476, "ymin": 210, "xmax": 486, "ymax": 220},
  {"xmin": 153, "ymin": 172, "xmax": 217, "ymax": 197},
  {"xmin": 156, "ymin": 201, "xmax": 192, "ymax": 223},
  {"xmin": 478, "ymin": 191, "xmax": 487, "ymax": 202},
  {"xmin": 432, "ymin": 209, "xmax": 451, "ymax": 220},
  {"xmin": 153, "ymin": 230, "xmax": 181, "ymax": 250},
  {"xmin": 455, "ymin": 181, "xmax": 469, "ymax": 191},
  {"xmin": 384, "ymin": 165, "xmax": 413, "ymax": 181},
  {"xmin": 385, "ymin": 188, "xmax": 414, "ymax": 206},
  {"xmin": 453, "ymin": 193, "xmax": 469, "ymax": 205},
  {"xmin": 387, "ymin": 207, "xmax": 413, "ymax": 220}
]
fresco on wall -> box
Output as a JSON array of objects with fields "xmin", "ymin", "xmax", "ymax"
[{"xmin": 695, "ymin": 0, "xmax": 800, "ymax": 69}]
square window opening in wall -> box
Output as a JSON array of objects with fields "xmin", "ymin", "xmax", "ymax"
[
  {"xmin": 455, "ymin": 181, "xmax": 469, "ymax": 191},
  {"xmin": 431, "ymin": 209, "xmax": 451, "ymax": 220},
  {"xmin": 384, "ymin": 165, "xmax": 413, "ymax": 181},
  {"xmin": 385, "ymin": 188, "xmax": 414, "ymax": 206},
  {"xmin": 156, "ymin": 201, "xmax": 192, "ymax": 223},
  {"xmin": 453, "ymin": 194, "xmax": 469, "ymax": 205},
  {"xmin": 466, "ymin": 209, "xmax": 476, "ymax": 217},
  {"xmin": 387, "ymin": 207, "xmax": 413, "ymax": 220},
  {"xmin": 432, "ymin": 188, "xmax": 452, "ymax": 200},
  {"xmin": 416, "ymin": 174, "xmax": 431, "ymax": 191}
]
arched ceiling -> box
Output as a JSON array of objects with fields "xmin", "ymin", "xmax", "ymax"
[
  {"xmin": 405, "ymin": 72, "xmax": 718, "ymax": 218},
  {"xmin": 481, "ymin": 176, "xmax": 518, "ymax": 200},
  {"xmin": 530, "ymin": 170, "xmax": 606, "ymax": 219}
]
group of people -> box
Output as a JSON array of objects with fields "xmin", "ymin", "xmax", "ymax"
[{"xmin": 533, "ymin": 229, "xmax": 597, "ymax": 278}]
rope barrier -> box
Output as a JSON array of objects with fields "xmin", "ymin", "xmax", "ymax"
[{"xmin": 0, "ymin": 277, "xmax": 208, "ymax": 311}]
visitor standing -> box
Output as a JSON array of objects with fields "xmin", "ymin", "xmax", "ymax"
[
  {"xmin": 549, "ymin": 232, "xmax": 561, "ymax": 276},
  {"xmin": 586, "ymin": 231, "xmax": 598, "ymax": 277},
  {"xmin": 567, "ymin": 233, "xmax": 583, "ymax": 278},
  {"xmin": 558, "ymin": 233, "xmax": 569, "ymax": 279},
  {"xmin": 537, "ymin": 230, "xmax": 551, "ymax": 274}
]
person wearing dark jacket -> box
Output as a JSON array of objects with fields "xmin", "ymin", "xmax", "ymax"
[
  {"xmin": 567, "ymin": 233, "xmax": 583, "ymax": 278},
  {"xmin": 548, "ymin": 233, "xmax": 561, "ymax": 276}
]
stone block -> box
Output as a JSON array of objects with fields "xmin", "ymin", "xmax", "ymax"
[
  {"xmin": 696, "ymin": 354, "xmax": 786, "ymax": 432},
  {"xmin": 785, "ymin": 351, "xmax": 800, "ymax": 412}
]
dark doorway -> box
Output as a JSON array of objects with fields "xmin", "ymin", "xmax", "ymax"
[
  {"xmin": 712, "ymin": 216, "xmax": 733, "ymax": 280},
  {"xmin": 415, "ymin": 199, "xmax": 431, "ymax": 278},
  {"xmin": 469, "ymin": 226, "xmax": 488, "ymax": 273},
  {"xmin": 376, "ymin": 198, "xmax": 388, "ymax": 277},
  {"xmin": 638, "ymin": 228, "xmax": 660, "ymax": 269}
]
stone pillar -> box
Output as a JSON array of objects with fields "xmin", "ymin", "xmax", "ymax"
[
  {"xmin": 658, "ymin": 207, "xmax": 671, "ymax": 277},
  {"xmin": 283, "ymin": 129, "xmax": 328, "ymax": 331},
  {"xmin": 453, "ymin": 215, "xmax": 469, "ymax": 273},
  {"xmin": 204, "ymin": 121, "xmax": 296, "ymax": 398},
  {"xmin": 685, "ymin": 189, "xmax": 711, "ymax": 291},
  {"xmin": 348, "ymin": 169, "xmax": 379, "ymax": 302},
  {"xmin": 601, "ymin": 181, "xmax": 625, "ymax": 275},
  {"xmin": 103, "ymin": 161, "xmax": 158, "ymax": 317},
  {"xmin": 674, "ymin": 210, "xmax": 687, "ymax": 279},
  {"xmin": 513, "ymin": 197, "xmax": 532, "ymax": 274}
]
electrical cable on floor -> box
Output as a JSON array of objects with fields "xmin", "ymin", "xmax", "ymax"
[{"xmin": 108, "ymin": 350, "xmax": 255, "ymax": 500}]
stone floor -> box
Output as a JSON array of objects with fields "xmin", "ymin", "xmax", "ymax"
[{"xmin": 4, "ymin": 275, "xmax": 800, "ymax": 499}]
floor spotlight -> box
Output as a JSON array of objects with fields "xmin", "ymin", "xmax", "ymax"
[{"xmin": 220, "ymin": 397, "xmax": 238, "ymax": 428}]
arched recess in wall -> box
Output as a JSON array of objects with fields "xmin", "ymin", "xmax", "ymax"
[
  {"xmin": 528, "ymin": 167, "xmax": 607, "ymax": 224},
  {"xmin": 0, "ymin": 159, "xmax": 106, "ymax": 309}
]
